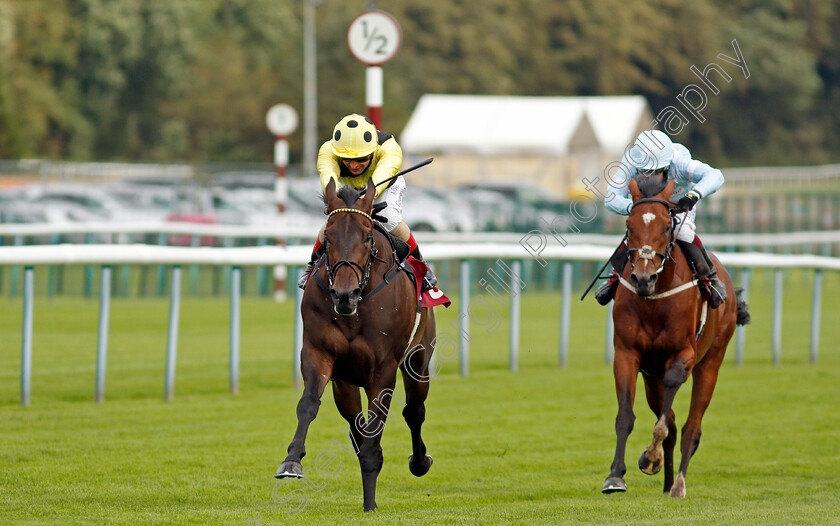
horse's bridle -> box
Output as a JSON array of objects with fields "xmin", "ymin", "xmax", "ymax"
[
  {"xmin": 323, "ymin": 207, "xmax": 378, "ymax": 292},
  {"xmin": 626, "ymin": 198, "xmax": 679, "ymax": 275}
]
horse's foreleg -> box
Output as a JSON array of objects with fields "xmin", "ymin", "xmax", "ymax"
[
  {"xmin": 639, "ymin": 376, "xmax": 678, "ymax": 491},
  {"xmin": 672, "ymin": 349, "xmax": 724, "ymax": 498},
  {"xmin": 358, "ymin": 372, "xmax": 399, "ymax": 512},
  {"xmin": 332, "ymin": 380, "xmax": 364, "ymax": 454},
  {"xmin": 603, "ymin": 349, "xmax": 639, "ymax": 494},
  {"xmin": 401, "ymin": 341, "xmax": 434, "ymax": 477},
  {"xmin": 275, "ymin": 349, "xmax": 333, "ymax": 479}
]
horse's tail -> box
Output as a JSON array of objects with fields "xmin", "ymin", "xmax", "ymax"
[{"xmin": 734, "ymin": 287, "xmax": 751, "ymax": 326}]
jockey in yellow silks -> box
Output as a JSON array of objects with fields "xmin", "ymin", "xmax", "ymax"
[{"xmin": 297, "ymin": 113, "xmax": 437, "ymax": 291}]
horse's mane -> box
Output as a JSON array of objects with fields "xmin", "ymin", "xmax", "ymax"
[
  {"xmin": 321, "ymin": 185, "xmax": 366, "ymax": 208},
  {"xmin": 637, "ymin": 173, "xmax": 669, "ymax": 198}
]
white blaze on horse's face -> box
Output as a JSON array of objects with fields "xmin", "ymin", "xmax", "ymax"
[
  {"xmin": 643, "ymin": 212, "xmax": 657, "ymax": 225},
  {"xmin": 639, "ymin": 245, "xmax": 654, "ymax": 271}
]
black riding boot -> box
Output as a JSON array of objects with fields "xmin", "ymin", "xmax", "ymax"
[
  {"xmin": 595, "ymin": 244, "xmax": 629, "ymax": 305},
  {"xmin": 410, "ymin": 246, "xmax": 438, "ymax": 291},
  {"xmin": 297, "ymin": 243, "xmax": 325, "ymax": 289},
  {"xmin": 676, "ymin": 238, "xmax": 726, "ymax": 309}
]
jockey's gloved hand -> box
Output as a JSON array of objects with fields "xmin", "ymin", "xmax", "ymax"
[
  {"xmin": 371, "ymin": 202, "xmax": 388, "ymax": 223},
  {"xmin": 677, "ymin": 192, "xmax": 699, "ymax": 211}
]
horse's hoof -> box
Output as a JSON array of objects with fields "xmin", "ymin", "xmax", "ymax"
[
  {"xmin": 669, "ymin": 474, "xmax": 686, "ymax": 498},
  {"xmin": 363, "ymin": 502, "xmax": 378, "ymax": 512},
  {"xmin": 638, "ymin": 450, "xmax": 663, "ymax": 475},
  {"xmin": 408, "ymin": 454, "xmax": 433, "ymax": 477},
  {"xmin": 274, "ymin": 460, "xmax": 303, "ymax": 479},
  {"xmin": 602, "ymin": 476, "xmax": 627, "ymax": 494}
]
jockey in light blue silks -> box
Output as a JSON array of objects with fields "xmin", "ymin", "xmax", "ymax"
[{"xmin": 595, "ymin": 130, "xmax": 727, "ymax": 309}]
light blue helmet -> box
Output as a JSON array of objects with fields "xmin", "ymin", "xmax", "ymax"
[{"xmin": 628, "ymin": 130, "xmax": 673, "ymax": 171}]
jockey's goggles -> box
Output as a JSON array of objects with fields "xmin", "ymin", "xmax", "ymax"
[
  {"xmin": 341, "ymin": 154, "xmax": 373, "ymax": 164},
  {"xmin": 638, "ymin": 167, "xmax": 669, "ymax": 177}
]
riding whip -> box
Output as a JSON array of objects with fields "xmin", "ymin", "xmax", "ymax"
[
  {"xmin": 375, "ymin": 157, "xmax": 434, "ymax": 188},
  {"xmin": 580, "ymin": 233, "xmax": 628, "ymax": 301}
]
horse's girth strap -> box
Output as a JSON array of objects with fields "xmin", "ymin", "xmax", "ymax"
[
  {"xmin": 618, "ymin": 277, "xmax": 699, "ymax": 299},
  {"xmin": 398, "ymin": 299, "xmax": 424, "ymax": 369}
]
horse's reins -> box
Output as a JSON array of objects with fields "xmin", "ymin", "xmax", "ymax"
[
  {"xmin": 626, "ymin": 198, "xmax": 678, "ymax": 276},
  {"xmin": 320, "ymin": 206, "xmax": 426, "ymax": 352},
  {"xmin": 621, "ymin": 197, "xmax": 708, "ymax": 340},
  {"xmin": 324, "ymin": 208, "xmax": 378, "ymax": 295}
]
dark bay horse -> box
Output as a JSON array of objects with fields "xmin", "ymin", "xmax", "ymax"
[
  {"xmin": 602, "ymin": 177, "xmax": 749, "ymax": 498},
  {"xmin": 275, "ymin": 180, "xmax": 436, "ymax": 511}
]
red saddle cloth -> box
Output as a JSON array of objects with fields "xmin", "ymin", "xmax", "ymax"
[{"xmin": 406, "ymin": 256, "xmax": 451, "ymax": 308}]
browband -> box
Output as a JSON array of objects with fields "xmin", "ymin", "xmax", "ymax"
[{"xmin": 329, "ymin": 208, "xmax": 373, "ymax": 222}]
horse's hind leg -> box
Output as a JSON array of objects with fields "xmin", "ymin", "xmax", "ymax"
[
  {"xmin": 672, "ymin": 344, "xmax": 726, "ymax": 498},
  {"xmin": 639, "ymin": 375, "xmax": 678, "ymax": 492},
  {"xmin": 401, "ymin": 343, "xmax": 434, "ymax": 477},
  {"xmin": 275, "ymin": 346, "xmax": 332, "ymax": 479}
]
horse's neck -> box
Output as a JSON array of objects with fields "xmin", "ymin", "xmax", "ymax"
[{"xmin": 658, "ymin": 248, "xmax": 693, "ymax": 290}]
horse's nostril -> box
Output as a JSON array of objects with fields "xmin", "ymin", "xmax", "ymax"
[
  {"xmin": 630, "ymin": 274, "xmax": 639, "ymax": 286},
  {"xmin": 351, "ymin": 288, "xmax": 362, "ymax": 299}
]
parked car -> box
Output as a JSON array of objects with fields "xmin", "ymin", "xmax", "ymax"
[
  {"xmin": 411, "ymin": 186, "xmax": 476, "ymax": 232},
  {"xmin": 459, "ymin": 180, "xmax": 600, "ymax": 232},
  {"xmin": 2, "ymin": 183, "xmax": 158, "ymax": 223}
]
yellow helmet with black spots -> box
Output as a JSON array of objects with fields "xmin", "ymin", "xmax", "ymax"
[{"xmin": 330, "ymin": 114, "xmax": 378, "ymax": 158}]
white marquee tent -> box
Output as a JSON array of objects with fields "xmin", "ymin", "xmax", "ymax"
[{"xmin": 399, "ymin": 94, "xmax": 653, "ymax": 198}]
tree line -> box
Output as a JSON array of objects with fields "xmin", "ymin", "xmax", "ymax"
[{"xmin": 1, "ymin": 0, "xmax": 838, "ymax": 167}]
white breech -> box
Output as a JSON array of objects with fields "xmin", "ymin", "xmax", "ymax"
[
  {"xmin": 374, "ymin": 176, "xmax": 405, "ymax": 232},
  {"xmin": 674, "ymin": 208, "xmax": 696, "ymax": 242}
]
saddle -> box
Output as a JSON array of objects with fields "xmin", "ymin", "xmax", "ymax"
[{"xmin": 372, "ymin": 221, "xmax": 411, "ymax": 262}]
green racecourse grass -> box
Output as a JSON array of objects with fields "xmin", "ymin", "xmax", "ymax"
[{"xmin": 1, "ymin": 268, "xmax": 839, "ymax": 525}]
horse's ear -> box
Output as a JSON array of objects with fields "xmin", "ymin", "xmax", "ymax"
[
  {"xmin": 324, "ymin": 179, "xmax": 340, "ymax": 211},
  {"xmin": 660, "ymin": 178, "xmax": 675, "ymax": 201},
  {"xmin": 359, "ymin": 179, "xmax": 376, "ymax": 213},
  {"xmin": 629, "ymin": 177, "xmax": 642, "ymax": 202}
]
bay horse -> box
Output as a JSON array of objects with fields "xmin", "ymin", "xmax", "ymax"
[
  {"xmin": 275, "ymin": 179, "xmax": 437, "ymax": 512},
  {"xmin": 602, "ymin": 176, "xmax": 749, "ymax": 498}
]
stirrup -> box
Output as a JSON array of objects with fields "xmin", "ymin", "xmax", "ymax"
[
  {"xmin": 698, "ymin": 275, "xmax": 726, "ymax": 309},
  {"xmin": 422, "ymin": 267, "xmax": 438, "ymax": 292},
  {"xmin": 707, "ymin": 275, "xmax": 726, "ymax": 309}
]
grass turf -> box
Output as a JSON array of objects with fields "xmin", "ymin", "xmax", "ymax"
[{"xmin": 1, "ymin": 268, "xmax": 839, "ymax": 524}]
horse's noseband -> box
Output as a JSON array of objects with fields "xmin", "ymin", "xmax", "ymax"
[
  {"xmin": 324, "ymin": 208, "xmax": 378, "ymax": 293},
  {"xmin": 626, "ymin": 198, "xmax": 678, "ymax": 275}
]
